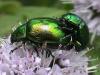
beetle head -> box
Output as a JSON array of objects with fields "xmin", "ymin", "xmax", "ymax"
[{"xmin": 11, "ymin": 24, "xmax": 26, "ymax": 43}]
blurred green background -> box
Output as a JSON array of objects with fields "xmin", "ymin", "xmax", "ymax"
[{"xmin": 0, "ymin": 0, "xmax": 99, "ymax": 75}]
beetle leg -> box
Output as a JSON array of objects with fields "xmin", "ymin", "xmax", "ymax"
[
  {"xmin": 41, "ymin": 41, "xmax": 54, "ymax": 57},
  {"xmin": 9, "ymin": 44, "xmax": 23, "ymax": 54},
  {"xmin": 41, "ymin": 41, "xmax": 50, "ymax": 57},
  {"xmin": 58, "ymin": 44, "xmax": 63, "ymax": 49},
  {"xmin": 22, "ymin": 42, "xmax": 27, "ymax": 51},
  {"xmin": 61, "ymin": 34, "xmax": 75, "ymax": 50},
  {"xmin": 58, "ymin": 26, "xmax": 73, "ymax": 33},
  {"xmin": 74, "ymin": 41, "xmax": 82, "ymax": 51},
  {"xmin": 60, "ymin": 34, "xmax": 72, "ymax": 43},
  {"xmin": 69, "ymin": 36, "xmax": 73, "ymax": 45},
  {"xmin": 49, "ymin": 56, "xmax": 55, "ymax": 67},
  {"xmin": 9, "ymin": 41, "xmax": 26, "ymax": 54},
  {"xmin": 41, "ymin": 41, "xmax": 47, "ymax": 55},
  {"xmin": 34, "ymin": 46, "xmax": 39, "ymax": 57},
  {"xmin": 45, "ymin": 48, "xmax": 54, "ymax": 57},
  {"xmin": 42, "ymin": 41, "xmax": 47, "ymax": 49},
  {"xmin": 66, "ymin": 36, "xmax": 74, "ymax": 50},
  {"xmin": 76, "ymin": 41, "xmax": 81, "ymax": 46},
  {"xmin": 30, "ymin": 43, "xmax": 40, "ymax": 57}
]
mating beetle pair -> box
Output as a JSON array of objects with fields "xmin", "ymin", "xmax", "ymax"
[{"xmin": 11, "ymin": 13, "xmax": 89, "ymax": 52}]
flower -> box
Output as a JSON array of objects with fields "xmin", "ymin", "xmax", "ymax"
[{"xmin": 0, "ymin": 36, "xmax": 98, "ymax": 75}]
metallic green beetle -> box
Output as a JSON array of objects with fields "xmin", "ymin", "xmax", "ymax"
[
  {"xmin": 59, "ymin": 13, "xmax": 89, "ymax": 51},
  {"xmin": 11, "ymin": 18, "xmax": 71, "ymax": 47}
]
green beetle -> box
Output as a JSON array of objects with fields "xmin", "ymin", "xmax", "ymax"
[
  {"xmin": 59, "ymin": 13, "xmax": 89, "ymax": 51},
  {"xmin": 11, "ymin": 18, "xmax": 71, "ymax": 49}
]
